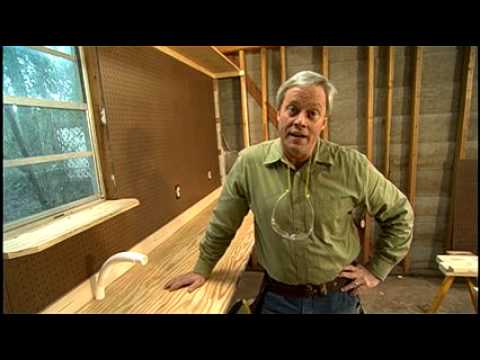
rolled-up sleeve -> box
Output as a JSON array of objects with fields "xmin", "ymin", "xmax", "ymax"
[
  {"xmin": 193, "ymin": 153, "xmax": 250, "ymax": 278},
  {"xmin": 362, "ymin": 157, "xmax": 414, "ymax": 281}
]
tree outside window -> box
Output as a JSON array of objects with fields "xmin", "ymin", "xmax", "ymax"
[{"xmin": 3, "ymin": 46, "xmax": 103, "ymax": 229}]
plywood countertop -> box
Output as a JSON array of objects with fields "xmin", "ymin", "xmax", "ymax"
[{"xmin": 77, "ymin": 202, "xmax": 255, "ymax": 314}]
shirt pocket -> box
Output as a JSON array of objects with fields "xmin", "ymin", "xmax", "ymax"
[
  {"xmin": 315, "ymin": 193, "xmax": 355, "ymax": 241},
  {"xmin": 316, "ymin": 194, "xmax": 354, "ymax": 220}
]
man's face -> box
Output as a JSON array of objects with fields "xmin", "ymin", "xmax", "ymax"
[{"xmin": 277, "ymin": 85, "xmax": 327, "ymax": 167}]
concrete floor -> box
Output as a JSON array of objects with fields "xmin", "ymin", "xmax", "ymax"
[
  {"xmin": 360, "ymin": 275, "xmax": 477, "ymax": 314},
  {"xmin": 230, "ymin": 272, "xmax": 477, "ymax": 314}
]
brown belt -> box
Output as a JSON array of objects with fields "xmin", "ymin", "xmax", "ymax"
[{"xmin": 264, "ymin": 274, "xmax": 353, "ymax": 298}]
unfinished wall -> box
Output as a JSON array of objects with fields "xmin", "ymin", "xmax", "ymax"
[
  {"xmin": 4, "ymin": 46, "xmax": 220, "ymax": 313},
  {"xmin": 217, "ymin": 46, "xmax": 478, "ymax": 273},
  {"xmin": 218, "ymin": 77, "xmax": 243, "ymax": 173}
]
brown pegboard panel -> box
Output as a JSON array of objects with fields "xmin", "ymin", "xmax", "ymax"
[
  {"xmin": 3, "ymin": 275, "xmax": 13, "ymax": 313},
  {"xmin": 4, "ymin": 46, "xmax": 221, "ymax": 313}
]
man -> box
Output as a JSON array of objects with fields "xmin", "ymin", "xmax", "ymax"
[{"xmin": 165, "ymin": 70, "xmax": 414, "ymax": 314}]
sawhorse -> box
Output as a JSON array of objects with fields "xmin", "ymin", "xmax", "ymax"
[{"xmin": 427, "ymin": 251, "xmax": 478, "ymax": 313}]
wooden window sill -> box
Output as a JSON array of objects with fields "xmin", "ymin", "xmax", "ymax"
[{"xmin": 3, "ymin": 199, "xmax": 140, "ymax": 260}]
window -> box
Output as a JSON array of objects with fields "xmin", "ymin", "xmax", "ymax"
[{"xmin": 3, "ymin": 46, "xmax": 104, "ymax": 230}]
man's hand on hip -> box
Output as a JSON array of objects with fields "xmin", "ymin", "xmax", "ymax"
[
  {"xmin": 339, "ymin": 263, "xmax": 381, "ymax": 296},
  {"xmin": 164, "ymin": 272, "xmax": 206, "ymax": 293}
]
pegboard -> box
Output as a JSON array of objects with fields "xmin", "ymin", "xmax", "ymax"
[{"xmin": 4, "ymin": 46, "xmax": 221, "ymax": 313}]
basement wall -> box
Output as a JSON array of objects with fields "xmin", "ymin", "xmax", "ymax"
[{"xmin": 216, "ymin": 46, "xmax": 478, "ymax": 272}]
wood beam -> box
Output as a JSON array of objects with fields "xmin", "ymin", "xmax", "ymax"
[
  {"xmin": 384, "ymin": 46, "xmax": 395, "ymax": 179},
  {"xmin": 321, "ymin": 46, "xmax": 329, "ymax": 78},
  {"xmin": 213, "ymin": 79, "xmax": 226, "ymax": 185},
  {"xmin": 239, "ymin": 50, "xmax": 250, "ymax": 148},
  {"xmin": 230, "ymin": 55, "xmax": 278, "ymax": 128},
  {"xmin": 407, "ymin": 46, "xmax": 423, "ymax": 212},
  {"xmin": 362, "ymin": 46, "xmax": 375, "ymax": 265},
  {"xmin": 454, "ymin": 46, "xmax": 476, "ymax": 162},
  {"xmin": 154, "ymin": 46, "xmax": 216, "ymax": 78},
  {"xmin": 321, "ymin": 46, "xmax": 330, "ymax": 141},
  {"xmin": 216, "ymin": 46, "xmax": 278, "ymax": 55},
  {"xmin": 403, "ymin": 46, "xmax": 424, "ymax": 274},
  {"xmin": 280, "ymin": 46, "xmax": 287, "ymax": 83},
  {"xmin": 366, "ymin": 46, "xmax": 375, "ymax": 161},
  {"xmin": 246, "ymin": 76, "xmax": 278, "ymax": 128},
  {"xmin": 261, "ymin": 48, "xmax": 269, "ymax": 140},
  {"xmin": 447, "ymin": 46, "xmax": 476, "ymax": 250},
  {"xmin": 82, "ymin": 47, "xmax": 117, "ymax": 200},
  {"xmin": 155, "ymin": 47, "xmax": 241, "ymax": 78}
]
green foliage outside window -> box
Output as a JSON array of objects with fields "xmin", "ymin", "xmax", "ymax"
[{"xmin": 3, "ymin": 46, "xmax": 101, "ymax": 227}]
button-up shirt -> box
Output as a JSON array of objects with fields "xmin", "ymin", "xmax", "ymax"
[{"xmin": 194, "ymin": 138, "xmax": 414, "ymax": 284}]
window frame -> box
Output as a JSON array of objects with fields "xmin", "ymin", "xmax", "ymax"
[{"xmin": 3, "ymin": 46, "xmax": 106, "ymax": 232}]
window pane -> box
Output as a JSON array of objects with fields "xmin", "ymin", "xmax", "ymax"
[
  {"xmin": 3, "ymin": 157, "xmax": 99, "ymax": 224},
  {"xmin": 3, "ymin": 105, "xmax": 92, "ymax": 160},
  {"xmin": 45, "ymin": 46, "xmax": 75, "ymax": 56},
  {"xmin": 3, "ymin": 46, "xmax": 84, "ymax": 102}
]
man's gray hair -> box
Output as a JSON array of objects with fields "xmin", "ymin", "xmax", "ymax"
[{"xmin": 276, "ymin": 70, "xmax": 337, "ymax": 116}]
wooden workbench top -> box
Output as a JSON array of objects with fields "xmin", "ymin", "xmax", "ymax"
[{"xmin": 77, "ymin": 202, "xmax": 255, "ymax": 314}]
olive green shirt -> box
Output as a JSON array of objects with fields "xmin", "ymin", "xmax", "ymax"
[{"xmin": 193, "ymin": 138, "xmax": 414, "ymax": 284}]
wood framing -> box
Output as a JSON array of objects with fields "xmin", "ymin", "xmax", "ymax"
[
  {"xmin": 362, "ymin": 46, "xmax": 375, "ymax": 265},
  {"xmin": 280, "ymin": 46, "xmax": 287, "ymax": 83},
  {"xmin": 154, "ymin": 46, "xmax": 241, "ymax": 79},
  {"xmin": 321, "ymin": 46, "xmax": 330, "ymax": 140},
  {"xmin": 246, "ymin": 75, "xmax": 278, "ymax": 127},
  {"xmin": 384, "ymin": 46, "xmax": 395, "ymax": 178},
  {"xmin": 210, "ymin": 46, "xmax": 244, "ymax": 74},
  {"xmin": 321, "ymin": 46, "xmax": 329, "ymax": 78},
  {"xmin": 454, "ymin": 46, "xmax": 476, "ymax": 162},
  {"xmin": 213, "ymin": 79, "xmax": 226, "ymax": 185},
  {"xmin": 447, "ymin": 46, "xmax": 477, "ymax": 250},
  {"xmin": 78, "ymin": 46, "xmax": 107, "ymax": 199},
  {"xmin": 403, "ymin": 46, "xmax": 424, "ymax": 273},
  {"xmin": 215, "ymin": 71, "xmax": 244, "ymax": 79},
  {"xmin": 154, "ymin": 46, "xmax": 215, "ymax": 78},
  {"xmin": 366, "ymin": 46, "xmax": 375, "ymax": 161},
  {"xmin": 215, "ymin": 46, "xmax": 278, "ymax": 55},
  {"xmin": 229, "ymin": 56, "xmax": 278, "ymax": 127},
  {"xmin": 261, "ymin": 47, "xmax": 269, "ymax": 140},
  {"xmin": 239, "ymin": 50, "xmax": 251, "ymax": 148},
  {"xmin": 407, "ymin": 46, "xmax": 423, "ymax": 211},
  {"xmin": 82, "ymin": 46, "xmax": 117, "ymax": 200}
]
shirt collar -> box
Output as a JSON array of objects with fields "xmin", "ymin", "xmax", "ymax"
[{"xmin": 263, "ymin": 138, "xmax": 334, "ymax": 167}]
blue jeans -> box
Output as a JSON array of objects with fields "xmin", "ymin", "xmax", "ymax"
[{"xmin": 258, "ymin": 290, "xmax": 362, "ymax": 314}]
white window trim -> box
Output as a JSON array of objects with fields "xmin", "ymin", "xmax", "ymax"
[
  {"xmin": 25, "ymin": 46, "xmax": 77, "ymax": 61},
  {"xmin": 78, "ymin": 46, "xmax": 106, "ymax": 199},
  {"xmin": 3, "ymin": 151, "xmax": 94, "ymax": 168},
  {"xmin": 3, "ymin": 46, "xmax": 106, "ymax": 232},
  {"xmin": 3, "ymin": 96, "xmax": 88, "ymax": 110}
]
